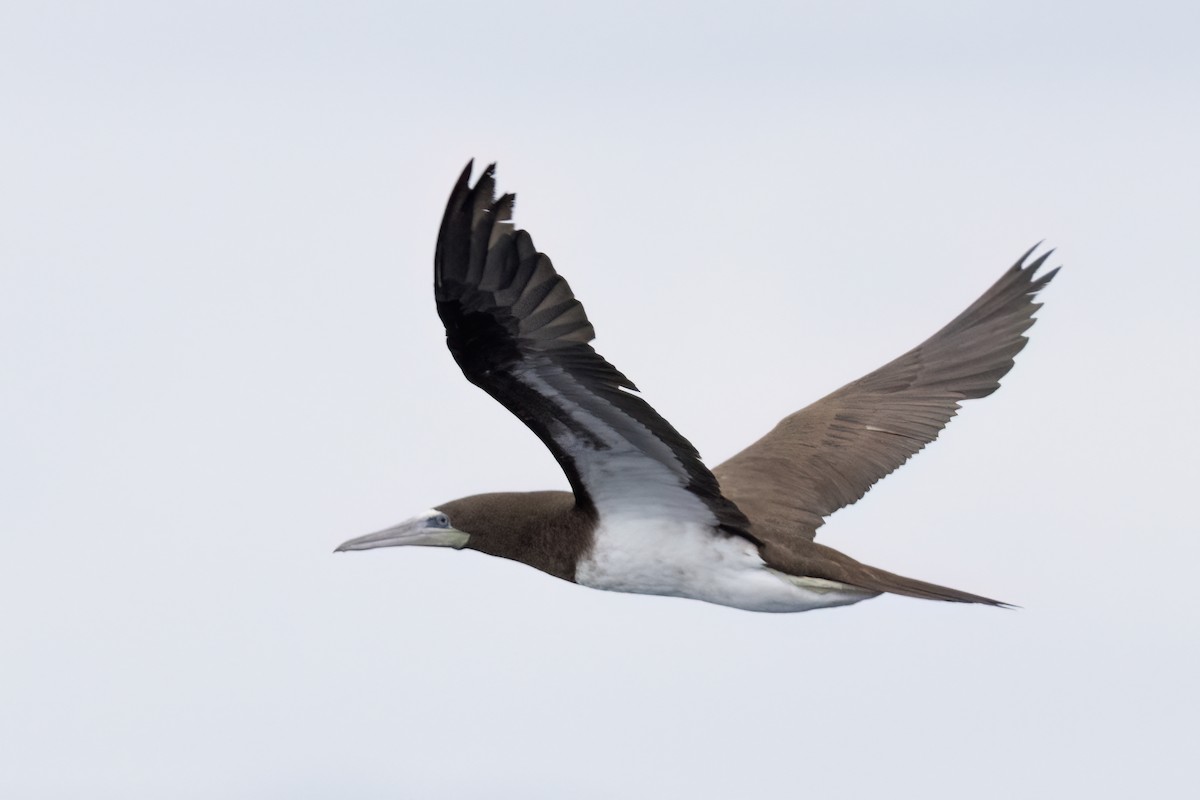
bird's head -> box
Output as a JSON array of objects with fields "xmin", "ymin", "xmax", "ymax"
[
  {"xmin": 334, "ymin": 507, "xmax": 469, "ymax": 553},
  {"xmin": 332, "ymin": 492, "xmax": 580, "ymax": 580}
]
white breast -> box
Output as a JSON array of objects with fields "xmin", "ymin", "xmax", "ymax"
[{"xmin": 574, "ymin": 516, "xmax": 877, "ymax": 613}]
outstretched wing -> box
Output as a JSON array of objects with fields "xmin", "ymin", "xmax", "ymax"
[
  {"xmin": 713, "ymin": 247, "xmax": 1058, "ymax": 541},
  {"xmin": 434, "ymin": 162, "xmax": 751, "ymax": 539}
]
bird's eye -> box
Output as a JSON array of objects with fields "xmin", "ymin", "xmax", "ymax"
[{"xmin": 435, "ymin": 514, "xmax": 450, "ymax": 527}]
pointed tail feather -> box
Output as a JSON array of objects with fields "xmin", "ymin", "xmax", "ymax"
[{"xmin": 849, "ymin": 565, "xmax": 1013, "ymax": 607}]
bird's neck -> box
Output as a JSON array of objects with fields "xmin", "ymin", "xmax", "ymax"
[{"xmin": 440, "ymin": 491, "xmax": 594, "ymax": 582}]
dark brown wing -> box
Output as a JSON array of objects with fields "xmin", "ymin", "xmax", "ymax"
[
  {"xmin": 713, "ymin": 247, "xmax": 1058, "ymax": 541},
  {"xmin": 434, "ymin": 162, "xmax": 752, "ymax": 539}
]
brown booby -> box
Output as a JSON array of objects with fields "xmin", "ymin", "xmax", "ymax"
[{"xmin": 335, "ymin": 162, "xmax": 1058, "ymax": 612}]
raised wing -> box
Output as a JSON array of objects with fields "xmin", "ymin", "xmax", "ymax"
[
  {"xmin": 434, "ymin": 162, "xmax": 751, "ymax": 539},
  {"xmin": 714, "ymin": 247, "xmax": 1058, "ymax": 541}
]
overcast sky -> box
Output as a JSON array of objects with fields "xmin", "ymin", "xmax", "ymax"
[{"xmin": 3, "ymin": 2, "xmax": 1197, "ymax": 798}]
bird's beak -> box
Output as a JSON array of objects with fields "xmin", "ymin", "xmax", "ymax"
[{"xmin": 334, "ymin": 517, "xmax": 468, "ymax": 553}]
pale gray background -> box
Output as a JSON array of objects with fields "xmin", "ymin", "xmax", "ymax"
[{"xmin": 2, "ymin": 1, "xmax": 1197, "ymax": 798}]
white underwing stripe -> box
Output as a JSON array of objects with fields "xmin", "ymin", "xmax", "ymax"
[{"xmin": 516, "ymin": 362, "xmax": 720, "ymax": 528}]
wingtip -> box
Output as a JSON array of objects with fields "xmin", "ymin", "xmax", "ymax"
[
  {"xmin": 1018, "ymin": 240, "xmax": 1044, "ymax": 264},
  {"xmin": 1017, "ymin": 241, "xmax": 1053, "ymax": 268},
  {"xmin": 454, "ymin": 159, "xmax": 503, "ymax": 193},
  {"xmin": 458, "ymin": 159, "xmax": 475, "ymax": 185},
  {"xmin": 1015, "ymin": 242, "xmax": 1062, "ymax": 289}
]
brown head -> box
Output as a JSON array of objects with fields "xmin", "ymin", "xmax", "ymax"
[{"xmin": 334, "ymin": 490, "xmax": 591, "ymax": 582}]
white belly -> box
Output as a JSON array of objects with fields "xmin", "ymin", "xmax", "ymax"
[{"xmin": 574, "ymin": 517, "xmax": 878, "ymax": 613}]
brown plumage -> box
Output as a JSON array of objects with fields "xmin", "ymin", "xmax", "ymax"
[
  {"xmin": 715, "ymin": 252, "xmax": 1057, "ymax": 603},
  {"xmin": 336, "ymin": 163, "xmax": 1058, "ymax": 612}
]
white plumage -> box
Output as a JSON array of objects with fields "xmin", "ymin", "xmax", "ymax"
[{"xmin": 576, "ymin": 516, "xmax": 877, "ymax": 612}]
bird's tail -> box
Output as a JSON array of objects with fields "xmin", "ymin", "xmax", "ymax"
[
  {"xmin": 847, "ymin": 564, "xmax": 1012, "ymax": 607},
  {"xmin": 775, "ymin": 540, "xmax": 1013, "ymax": 607}
]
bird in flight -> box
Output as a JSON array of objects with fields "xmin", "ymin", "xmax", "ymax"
[{"xmin": 336, "ymin": 162, "xmax": 1058, "ymax": 612}]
